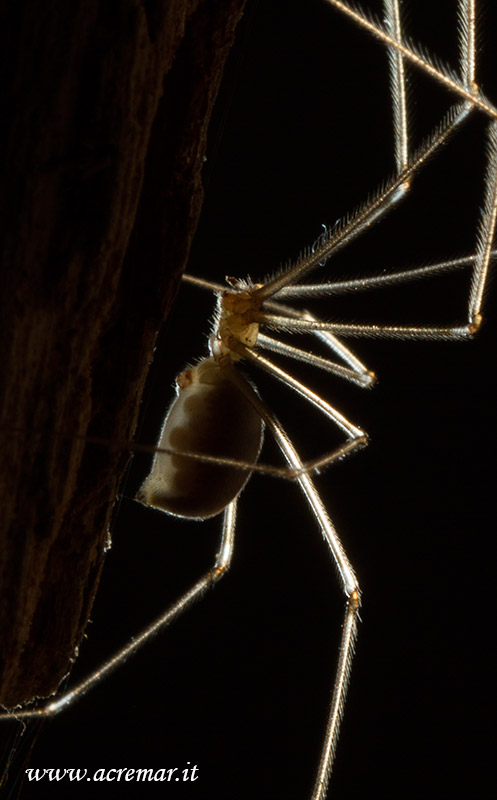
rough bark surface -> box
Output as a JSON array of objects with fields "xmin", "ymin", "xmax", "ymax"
[{"xmin": 0, "ymin": 0, "xmax": 246, "ymax": 706}]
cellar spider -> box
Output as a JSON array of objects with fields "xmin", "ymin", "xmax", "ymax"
[{"xmin": 0, "ymin": 4, "xmax": 494, "ymax": 797}]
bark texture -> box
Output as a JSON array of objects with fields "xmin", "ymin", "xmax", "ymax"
[{"xmin": 0, "ymin": 0, "xmax": 245, "ymax": 706}]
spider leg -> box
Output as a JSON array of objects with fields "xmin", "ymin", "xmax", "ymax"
[
  {"xmin": 469, "ymin": 120, "xmax": 497, "ymax": 326},
  {"xmin": 384, "ymin": 0, "xmax": 408, "ymax": 172},
  {"xmin": 260, "ymin": 299, "xmax": 376, "ymax": 387},
  {"xmin": 459, "ymin": 0, "xmax": 476, "ymax": 93},
  {"xmin": 256, "ymin": 102, "xmax": 469, "ymax": 300},
  {"xmin": 0, "ymin": 502, "xmax": 237, "ymax": 720},
  {"xmin": 258, "ymin": 115, "xmax": 497, "ymax": 342},
  {"xmin": 240, "ymin": 346, "xmax": 364, "ymax": 440},
  {"xmin": 257, "ymin": 314, "xmax": 474, "ymax": 341},
  {"xmin": 275, "ymin": 253, "xmax": 497, "ymax": 299},
  {"xmin": 219, "ymin": 354, "xmax": 367, "ymax": 494},
  {"xmin": 326, "ymin": 0, "xmax": 497, "ymax": 120},
  {"xmin": 257, "ymin": 112, "xmax": 497, "ymax": 342},
  {"xmin": 257, "ymin": 333, "xmax": 374, "ymax": 388},
  {"xmin": 260, "ymin": 404, "xmax": 360, "ymax": 800}
]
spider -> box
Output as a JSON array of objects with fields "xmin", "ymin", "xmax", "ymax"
[{"xmin": 0, "ymin": 1, "xmax": 496, "ymax": 797}]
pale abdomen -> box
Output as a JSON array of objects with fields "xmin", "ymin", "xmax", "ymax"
[{"xmin": 137, "ymin": 358, "xmax": 264, "ymax": 519}]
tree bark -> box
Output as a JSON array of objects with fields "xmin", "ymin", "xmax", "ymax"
[{"xmin": 0, "ymin": 0, "xmax": 246, "ymax": 706}]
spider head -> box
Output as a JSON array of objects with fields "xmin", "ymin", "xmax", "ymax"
[{"xmin": 210, "ymin": 282, "xmax": 264, "ymax": 363}]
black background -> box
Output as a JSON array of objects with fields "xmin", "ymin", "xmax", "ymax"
[{"xmin": 3, "ymin": 1, "xmax": 496, "ymax": 798}]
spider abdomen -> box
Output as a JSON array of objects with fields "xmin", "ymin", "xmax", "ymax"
[{"xmin": 136, "ymin": 357, "xmax": 264, "ymax": 519}]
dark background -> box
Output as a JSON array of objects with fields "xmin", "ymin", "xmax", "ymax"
[{"xmin": 2, "ymin": 1, "xmax": 496, "ymax": 798}]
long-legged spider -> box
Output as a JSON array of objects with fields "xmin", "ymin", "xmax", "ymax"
[{"xmin": 1, "ymin": 1, "xmax": 496, "ymax": 798}]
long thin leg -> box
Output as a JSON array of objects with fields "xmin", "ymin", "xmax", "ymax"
[
  {"xmin": 469, "ymin": 120, "xmax": 497, "ymax": 326},
  {"xmin": 256, "ymin": 313, "xmax": 474, "ymax": 341},
  {"xmin": 384, "ymin": 0, "xmax": 409, "ymax": 172},
  {"xmin": 256, "ymin": 117, "xmax": 497, "ymax": 341},
  {"xmin": 239, "ymin": 343, "xmax": 366, "ymax": 442},
  {"xmin": 260, "ymin": 402, "xmax": 360, "ymax": 799},
  {"xmin": 0, "ymin": 501, "xmax": 237, "ymax": 719},
  {"xmin": 273, "ymin": 253, "xmax": 495, "ymax": 298},
  {"xmin": 459, "ymin": 0, "xmax": 476, "ymax": 93},
  {"xmin": 183, "ymin": 243, "xmax": 497, "ymax": 304},
  {"xmin": 325, "ymin": 0, "xmax": 497, "ymax": 120},
  {"xmin": 257, "ymin": 333, "xmax": 374, "ymax": 388},
  {"xmin": 258, "ymin": 302, "xmax": 377, "ymax": 387},
  {"xmin": 255, "ymin": 102, "xmax": 469, "ymax": 298},
  {"xmin": 138, "ymin": 436, "xmax": 365, "ymax": 481}
]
